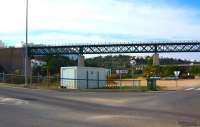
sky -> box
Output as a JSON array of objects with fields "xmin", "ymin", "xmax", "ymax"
[{"xmin": 0, "ymin": 0, "xmax": 200, "ymax": 60}]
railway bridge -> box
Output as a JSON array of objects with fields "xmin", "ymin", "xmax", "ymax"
[
  {"xmin": 29, "ymin": 41, "xmax": 200, "ymax": 66},
  {"xmin": 0, "ymin": 41, "xmax": 200, "ymax": 74}
]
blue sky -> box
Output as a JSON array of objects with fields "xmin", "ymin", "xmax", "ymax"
[
  {"xmin": 0, "ymin": 0, "xmax": 200, "ymax": 60},
  {"xmin": 0, "ymin": 0, "xmax": 200, "ymax": 44},
  {"xmin": 162, "ymin": 0, "xmax": 200, "ymax": 8}
]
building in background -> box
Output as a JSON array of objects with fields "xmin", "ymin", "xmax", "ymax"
[
  {"xmin": 0, "ymin": 40, "xmax": 5, "ymax": 48},
  {"xmin": 0, "ymin": 48, "xmax": 31, "ymax": 74},
  {"xmin": 60, "ymin": 67, "xmax": 109, "ymax": 89}
]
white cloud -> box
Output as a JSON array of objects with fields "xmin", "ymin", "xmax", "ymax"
[
  {"xmin": 1, "ymin": 0, "xmax": 200, "ymax": 43},
  {"xmin": 0, "ymin": 0, "xmax": 25, "ymax": 32}
]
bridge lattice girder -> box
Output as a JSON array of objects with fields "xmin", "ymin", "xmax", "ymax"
[{"xmin": 28, "ymin": 42, "xmax": 200, "ymax": 56}]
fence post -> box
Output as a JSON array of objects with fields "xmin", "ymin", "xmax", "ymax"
[
  {"xmin": 97, "ymin": 71, "xmax": 99, "ymax": 88},
  {"xmin": 86, "ymin": 71, "xmax": 89, "ymax": 89},
  {"xmin": 47, "ymin": 69, "xmax": 49, "ymax": 87},
  {"xmin": 57, "ymin": 74, "xmax": 59, "ymax": 84},
  {"xmin": 37, "ymin": 73, "xmax": 39, "ymax": 83},
  {"xmin": 30, "ymin": 67, "xmax": 32, "ymax": 86},
  {"xmin": 0, "ymin": 73, "xmax": 2, "ymax": 82},
  {"xmin": 2, "ymin": 72, "xmax": 5, "ymax": 82},
  {"xmin": 119, "ymin": 71, "xmax": 122, "ymax": 91}
]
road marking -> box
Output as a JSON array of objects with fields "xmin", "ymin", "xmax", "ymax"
[
  {"xmin": 195, "ymin": 88, "xmax": 200, "ymax": 91},
  {"xmin": 0, "ymin": 97, "xmax": 29, "ymax": 105},
  {"xmin": 185, "ymin": 88, "xmax": 195, "ymax": 91},
  {"xmin": 86, "ymin": 115, "xmax": 153, "ymax": 121}
]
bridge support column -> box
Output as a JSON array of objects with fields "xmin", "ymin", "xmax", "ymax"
[
  {"xmin": 78, "ymin": 55, "xmax": 85, "ymax": 67},
  {"xmin": 153, "ymin": 53, "xmax": 160, "ymax": 65}
]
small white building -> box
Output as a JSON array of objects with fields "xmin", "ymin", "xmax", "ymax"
[{"xmin": 60, "ymin": 66, "xmax": 109, "ymax": 89}]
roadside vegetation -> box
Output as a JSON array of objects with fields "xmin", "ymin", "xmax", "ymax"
[
  {"xmin": 1, "ymin": 55, "xmax": 200, "ymax": 91},
  {"xmin": 28, "ymin": 55, "xmax": 200, "ymax": 79}
]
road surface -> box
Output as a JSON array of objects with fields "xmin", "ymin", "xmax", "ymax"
[{"xmin": 0, "ymin": 85, "xmax": 200, "ymax": 127}]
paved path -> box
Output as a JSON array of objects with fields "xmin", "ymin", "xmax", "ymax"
[{"xmin": 0, "ymin": 85, "xmax": 199, "ymax": 127}]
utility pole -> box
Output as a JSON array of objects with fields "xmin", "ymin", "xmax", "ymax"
[
  {"xmin": 174, "ymin": 71, "xmax": 180, "ymax": 91},
  {"xmin": 24, "ymin": 0, "xmax": 29, "ymax": 87},
  {"xmin": 130, "ymin": 57, "xmax": 136, "ymax": 87}
]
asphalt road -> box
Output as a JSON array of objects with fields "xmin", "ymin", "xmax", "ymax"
[{"xmin": 0, "ymin": 85, "xmax": 200, "ymax": 127}]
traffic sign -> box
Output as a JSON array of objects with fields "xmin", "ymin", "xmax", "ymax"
[
  {"xmin": 116, "ymin": 70, "xmax": 128, "ymax": 74},
  {"xmin": 174, "ymin": 71, "xmax": 180, "ymax": 77}
]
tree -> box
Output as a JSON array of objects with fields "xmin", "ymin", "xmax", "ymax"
[
  {"xmin": 0, "ymin": 65, "xmax": 5, "ymax": 73},
  {"xmin": 190, "ymin": 66, "xmax": 200, "ymax": 75},
  {"xmin": 33, "ymin": 55, "xmax": 76, "ymax": 76}
]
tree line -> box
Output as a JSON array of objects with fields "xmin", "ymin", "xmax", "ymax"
[{"xmin": 31, "ymin": 55, "xmax": 200, "ymax": 78}]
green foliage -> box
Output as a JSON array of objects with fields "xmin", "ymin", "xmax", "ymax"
[
  {"xmin": 15, "ymin": 69, "xmax": 22, "ymax": 75},
  {"xmin": 144, "ymin": 65, "xmax": 160, "ymax": 77},
  {"xmin": 85, "ymin": 55, "xmax": 132, "ymax": 68},
  {"xmin": 95, "ymin": 86, "xmax": 151, "ymax": 92},
  {"xmin": 144, "ymin": 65, "xmax": 199, "ymax": 78},
  {"xmin": 159, "ymin": 66, "xmax": 179, "ymax": 77},
  {"xmin": 85, "ymin": 55, "xmax": 194, "ymax": 69},
  {"xmin": 32, "ymin": 55, "xmax": 199, "ymax": 78},
  {"xmin": 146, "ymin": 56, "xmax": 153, "ymax": 65},
  {"xmin": 44, "ymin": 55, "xmax": 76, "ymax": 73},
  {"xmin": 39, "ymin": 80, "xmax": 60, "ymax": 89},
  {"xmin": 190, "ymin": 66, "xmax": 200, "ymax": 75},
  {"xmin": 33, "ymin": 55, "xmax": 76, "ymax": 76},
  {"xmin": 0, "ymin": 65, "xmax": 5, "ymax": 73}
]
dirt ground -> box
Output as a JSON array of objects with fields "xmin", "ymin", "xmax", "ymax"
[
  {"xmin": 114, "ymin": 77, "xmax": 200, "ymax": 90},
  {"xmin": 157, "ymin": 79, "xmax": 200, "ymax": 90}
]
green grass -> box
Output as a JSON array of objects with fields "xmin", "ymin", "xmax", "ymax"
[
  {"xmin": 93, "ymin": 85, "xmax": 161, "ymax": 92},
  {"xmin": 0, "ymin": 81, "xmax": 161, "ymax": 92},
  {"xmin": 91, "ymin": 86, "xmax": 151, "ymax": 92},
  {"xmin": 36, "ymin": 81, "xmax": 60, "ymax": 89}
]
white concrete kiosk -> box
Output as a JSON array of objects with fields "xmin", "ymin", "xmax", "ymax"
[{"xmin": 60, "ymin": 66, "xmax": 109, "ymax": 89}]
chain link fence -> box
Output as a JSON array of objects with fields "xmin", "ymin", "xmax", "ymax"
[
  {"xmin": 0, "ymin": 73, "xmax": 146, "ymax": 90},
  {"xmin": 1, "ymin": 73, "xmax": 199, "ymax": 91}
]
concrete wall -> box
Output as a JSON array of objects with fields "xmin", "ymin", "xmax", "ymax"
[
  {"xmin": 153, "ymin": 53, "xmax": 160, "ymax": 65},
  {"xmin": 78, "ymin": 55, "xmax": 85, "ymax": 67},
  {"xmin": 0, "ymin": 48, "xmax": 31, "ymax": 74}
]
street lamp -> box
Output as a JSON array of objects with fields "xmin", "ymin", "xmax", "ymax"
[
  {"xmin": 24, "ymin": 0, "xmax": 29, "ymax": 86},
  {"xmin": 174, "ymin": 71, "xmax": 180, "ymax": 91},
  {"xmin": 130, "ymin": 58, "xmax": 136, "ymax": 88},
  {"xmin": 130, "ymin": 58, "xmax": 136, "ymax": 78}
]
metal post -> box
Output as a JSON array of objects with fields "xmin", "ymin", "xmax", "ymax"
[
  {"xmin": 97, "ymin": 71, "xmax": 99, "ymax": 88},
  {"xmin": 132, "ymin": 64, "xmax": 134, "ymax": 88},
  {"xmin": 174, "ymin": 71, "xmax": 180, "ymax": 91},
  {"xmin": 132, "ymin": 64, "xmax": 134, "ymax": 78},
  {"xmin": 119, "ymin": 70, "xmax": 122, "ymax": 91},
  {"xmin": 47, "ymin": 68, "xmax": 49, "ymax": 87},
  {"xmin": 130, "ymin": 58, "xmax": 136, "ymax": 88},
  {"xmin": 30, "ymin": 63, "xmax": 32, "ymax": 86},
  {"xmin": 57, "ymin": 74, "xmax": 59, "ymax": 84},
  {"xmin": 86, "ymin": 71, "xmax": 89, "ymax": 89},
  {"xmin": 24, "ymin": 0, "xmax": 29, "ymax": 87},
  {"xmin": 37, "ymin": 72, "xmax": 40, "ymax": 83},
  {"xmin": 2, "ymin": 72, "xmax": 5, "ymax": 82}
]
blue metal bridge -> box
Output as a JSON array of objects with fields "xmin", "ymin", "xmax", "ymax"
[{"xmin": 28, "ymin": 41, "xmax": 200, "ymax": 56}]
